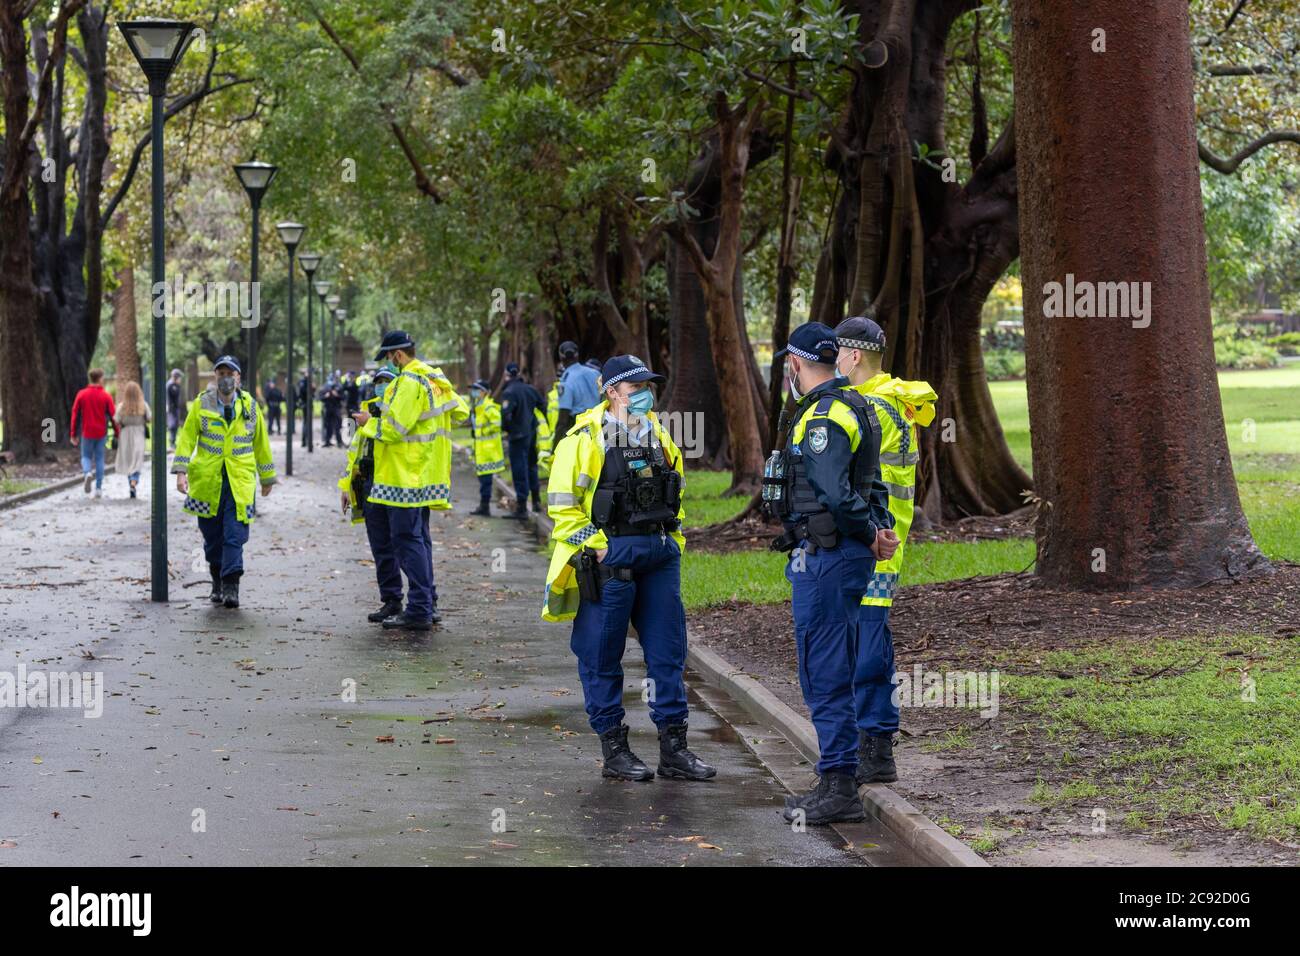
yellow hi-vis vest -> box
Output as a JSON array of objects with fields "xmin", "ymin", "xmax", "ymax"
[
  {"xmin": 534, "ymin": 406, "xmax": 554, "ymax": 478},
  {"xmin": 366, "ymin": 358, "xmax": 469, "ymax": 509},
  {"xmin": 339, "ymin": 391, "xmax": 386, "ymax": 523},
  {"xmin": 849, "ymin": 372, "xmax": 937, "ymax": 606},
  {"xmin": 540, "ymin": 402, "xmax": 687, "ymax": 622},
  {"xmin": 470, "ymin": 395, "xmax": 506, "ymax": 476},
  {"xmin": 171, "ymin": 387, "xmax": 277, "ymax": 523}
]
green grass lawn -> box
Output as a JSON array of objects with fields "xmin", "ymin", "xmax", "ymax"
[
  {"xmin": 1001, "ymin": 633, "xmax": 1300, "ymax": 841},
  {"xmin": 0, "ymin": 478, "xmax": 42, "ymax": 496}
]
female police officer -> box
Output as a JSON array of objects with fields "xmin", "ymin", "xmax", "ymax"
[{"xmin": 541, "ymin": 355, "xmax": 715, "ymax": 783}]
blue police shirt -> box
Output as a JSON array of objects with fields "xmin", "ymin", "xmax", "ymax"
[{"xmin": 558, "ymin": 362, "xmax": 601, "ymax": 414}]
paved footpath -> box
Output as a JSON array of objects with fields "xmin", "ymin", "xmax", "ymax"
[{"xmin": 0, "ymin": 434, "xmax": 856, "ymax": 866}]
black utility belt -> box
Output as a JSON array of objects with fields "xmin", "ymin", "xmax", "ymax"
[{"xmin": 770, "ymin": 514, "xmax": 870, "ymax": 555}]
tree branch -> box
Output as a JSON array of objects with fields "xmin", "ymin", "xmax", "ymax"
[{"xmin": 1198, "ymin": 130, "xmax": 1300, "ymax": 174}]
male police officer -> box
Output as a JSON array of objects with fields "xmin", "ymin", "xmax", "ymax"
[
  {"xmin": 340, "ymin": 365, "xmax": 402, "ymax": 622},
  {"xmin": 764, "ymin": 323, "xmax": 898, "ymax": 824},
  {"xmin": 353, "ymin": 331, "xmax": 468, "ymax": 630},
  {"xmin": 172, "ymin": 356, "xmax": 276, "ymax": 609},
  {"xmin": 542, "ymin": 355, "xmax": 714, "ymax": 783},
  {"xmin": 554, "ymin": 340, "xmax": 601, "ymax": 442},
  {"xmin": 500, "ymin": 363, "xmax": 544, "ymax": 518},
  {"xmin": 835, "ymin": 315, "xmax": 937, "ymax": 784},
  {"xmin": 466, "ymin": 379, "xmax": 506, "ymax": 517}
]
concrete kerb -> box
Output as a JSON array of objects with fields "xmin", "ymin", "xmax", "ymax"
[
  {"xmin": 686, "ymin": 643, "xmax": 988, "ymax": 867},
  {"xmin": 453, "ymin": 440, "xmax": 984, "ymax": 866},
  {"xmin": 0, "ymin": 464, "xmax": 118, "ymax": 512}
]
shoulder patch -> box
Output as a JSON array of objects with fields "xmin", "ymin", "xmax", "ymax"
[{"xmin": 808, "ymin": 426, "xmax": 829, "ymax": 454}]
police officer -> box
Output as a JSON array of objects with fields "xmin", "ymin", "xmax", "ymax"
[
  {"xmin": 834, "ymin": 315, "xmax": 937, "ymax": 784},
  {"xmin": 541, "ymin": 355, "xmax": 715, "ymax": 783},
  {"xmin": 320, "ymin": 376, "xmax": 344, "ymax": 447},
  {"xmin": 172, "ymin": 356, "xmax": 276, "ymax": 609},
  {"xmin": 296, "ymin": 368, "xmax": 312, "ymax": 448},
  {"xmin": 763, "ymin": 323, "xmax": 898, "ymax": 824},
  {"xmin": 264, "ymin": 380, "xmax": 284, "ymax": 435},
  {"xmin": 554, "ymin": 341, "xmax": 601, "ymax": 442},
  {"xmin": 466, "ymin": 379, "xmax": 506, "ymax": 517},
  {"xmin": 340, "ymin": 365, "xmax": 403, "ymax": 622},
  {"xmin": 353, "ymin": 331, "xmax": 468, "ymax": 630},
  {"xmin": 499, "ymin": 363, "xmax": 544, "ymax": 518}
]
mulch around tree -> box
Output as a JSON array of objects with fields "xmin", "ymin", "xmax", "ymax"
[{"xmin": 690, "ymin": 563, "xmax": 1300, "ymax": 865}]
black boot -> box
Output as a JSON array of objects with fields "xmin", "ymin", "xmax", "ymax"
[
  {"xmin": 656, "ymin": 723, "xmax": 716, "ymax": 780},
  {"xmin": 221, "ymin": 573, "xmax": 241, "ymax": 609},
  {"xmin": 782, "ymin": 771, "xmax": 864, "ymax": 825},
  {"xmin": 531, "ymin": 495, "xmax": 542, "ymax": 513},
  {"xmin": 855, "ymin": 731, "xmax": 898, "ymax": 784},
  {"xmin": 470, "ymin": 500, "xmax": 491, "ymax": 517},
  {"xmin": 207, "ymin": 564, "xmax": 223, "ymax": 605},
  {"xmin": 367, "ymin": 598, "xmax": 403, "ymax": 623},
  {"xmin": 598, "ymin": 724, "xmax": 653, "ymax": 781},
  {"xmin": 429, "ymin": 604, "xmax": 442, "ymax": 625},
  {"xmin": 503, "ymin": 505, "xmax": 527, "ymax": 520},
  {"xmin": 380, "ymin": 613, "xmax": 432, "ymax": 632}
]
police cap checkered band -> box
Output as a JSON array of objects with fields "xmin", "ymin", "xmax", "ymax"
[
  {"xmin": 834, "ymin": 315, "xmax": 886, "ymax": 352},
  {"xmin": 776, "ymin": 321, "xmax": 840, "ymax": 364},
  {"xmin": 601, "ymin": 355, "xmax": 665, "ymax": 388}
]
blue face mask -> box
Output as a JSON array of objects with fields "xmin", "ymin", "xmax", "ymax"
[{"xmin": 626, "ymin": 387, "xmax": 655, "ymax": 416}]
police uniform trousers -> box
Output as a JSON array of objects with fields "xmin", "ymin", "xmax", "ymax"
[
  {"xmin": 267, "ymin": 405, "xmax": 281, "ymax": 433},
  {"xmin": 199, "ymin": 470, "xmax": 250, "ymax": 579},
  {"xmin": 508, "ymin": 433, "xmax": 539, "ymax": 504},
  {"xmin": 373, "ymin": 503, "xmax": 436, "ymax": 620},
  {"xmin": 569, "ymin": 533, "xmax": 689, "ymax": 734},
  {"xmin": 362, "ymin": 497, "xmax": 404, "ymax": 605},
  {"xmin": 323, "ymin": 408, "xmax": 343, "ymax": 446},
  {"xmin": 477, "ymin": 474, "xmax": 494, "ymax": 505},
  {"xmin": 786, "ymin": 535, "xmax": 875, "ymax": 774},
  {"xmin": 854, "ymin": 605, "xmax": 899, "ymax": 736}
]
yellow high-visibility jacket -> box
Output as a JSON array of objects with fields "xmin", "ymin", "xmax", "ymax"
[
  {"xmin": 535, "ymin": 406, "xmax": 554, "ymax": 478},
  {"xmin": 848, "ymin": 372, "xmax": 937, "ymax": 606},
  {"xmin": 171, "ymin": 387, "xmax": 276, "ymax": 524},
  {"xmin": 338, "ymin": 391, "xmax": 385, "ymax": 523},
  {"xmin": 366, "ymin": 358, "xmax": 469, "ymax": 509},
  {"xmin": 470, "ymin": 395, "xmax": 506, "ymax": 476},
  {"xmin": 541, "ymin": 402, "xmax": 686, "ymax": 622}
]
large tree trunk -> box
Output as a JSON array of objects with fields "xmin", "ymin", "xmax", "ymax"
[
  {"xmin": 663, "ymin": 238, "xmax": 729, "ymax": 470},
  {"xmin": 1012, "ymin": 0, "xmax": 1266, "ymax": 589},
  {"xmin": 813, "ymin": 0, "xmax": 1027, "ymax": 522},
  {"xmin": 112, "ymin": 260, "xmax": 141, "ymax": 385}
]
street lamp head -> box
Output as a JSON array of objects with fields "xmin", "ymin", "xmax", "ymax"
[
  {"xmin": 234, "ymin": 160, "xmax": 278, "ymax": 205},
  {"xmin": 325, "ymin": 294, "xmax": 341, "ymax": 309},
  {"xmin": 314, "ymin": 280, "xmax": 332, "ymax": 299},
  {"xmin": 336, "ymin": 309, "xmax": 348, "ymax": 322},
  {"xmin": 298, "ymin": 252, "xmax": 322, "ymax": 277},
  {"xmin": 276, "ymin": 221, "xmax": 305, "ymax": 250},
  {"xmin": 117, "ymin": 20, "xmax": 197, "ymax": 96}
]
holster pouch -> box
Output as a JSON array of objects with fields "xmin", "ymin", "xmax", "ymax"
[
  {"xmin": 805, "ymin": 511, "xmax": 840, "ymax": 550},
  {"xmin": 574, "ymin": 549, "xmax": 602, "ymax": 603},
  {"xmin": 591, "ymin": 489, "xmax": 617, "ymax": 528}
]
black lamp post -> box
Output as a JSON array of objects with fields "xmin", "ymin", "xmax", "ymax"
[
  {"xmin": 117, "ymin": 17, "xmax": 196, "ymax": 603},
  {"xmin": 276, "ymin": 221, "xmax": 304, "ymax": 476},
  {"xmin": 233, "ymin": 160, "xmax": 277, "ymax": 393},
  {"xmin": 313, "ymin": 279, "xmax": 333, "ymax": 377},
  {"xmin": 325, "ymin": 294, "xmax": 341, "ymax": 371},
  {"xmin": 297, "ymin": 252, "xmax": 322, "ymax": 452}
]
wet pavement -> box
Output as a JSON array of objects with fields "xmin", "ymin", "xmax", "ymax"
[{"xmin": 0, "ymin": 434, "xmax": 858, "ymax": 866}]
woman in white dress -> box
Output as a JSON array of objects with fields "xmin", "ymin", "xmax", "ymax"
[{"xmin": 114, "ymin": 380, "xmax": 150, "ymax": 499}]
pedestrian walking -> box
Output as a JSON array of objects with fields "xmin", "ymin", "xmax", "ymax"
[
  {"xmin": 70, "ymin": 368, "xmax": 117, "ymax": 499},
  {"xmin": 112, "ymin": 381, "xmax": 150, "ymax": 499},
  {"xmin": 500, "ymin": 363, "xmax": 544, "ymax": 518},
  {"xmin": 166, "ymin": 369, "xmax": 183, "ymax": 450}
]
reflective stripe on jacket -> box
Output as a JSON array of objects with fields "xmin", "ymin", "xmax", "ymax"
[{"xmin": 470, "ymin": 395, "xmax": 506, "ymax": 476}]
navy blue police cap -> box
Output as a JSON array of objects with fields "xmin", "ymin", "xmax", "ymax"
[
  {"xmin": 775, "ymin": 322, "xmax": 839, "ymax": 364},
  {"xmin": 374, "ymin": 330, "xmax": 415, "ymax": 362},
  {"xmin": 469, "ymin": 378, "xmax": 490, "ymax": 391},
  {"xmin": 213, "ymin": 355, "xmax": 241, "ymax": 374},
  {"xmin": 558, "ymin": 340, "xmax": 579, "ymax": 358},
  {"xmin": 834, "ymin": 315, "xmax": 886, "ymax": 353},
  {"xmin": 600, "ymin": 355, "xmax": 665, "ymax": 389}
]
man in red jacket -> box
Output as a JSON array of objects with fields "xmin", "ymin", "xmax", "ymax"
[{"xmin": 70, "ymin": 368, "xmax": 117, "ymax": 499}]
